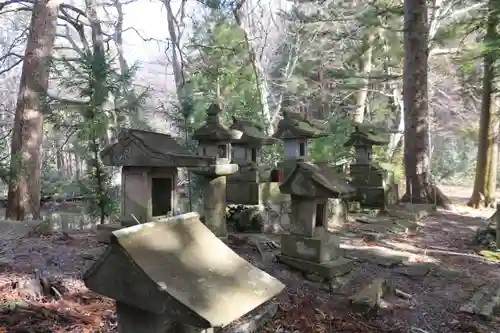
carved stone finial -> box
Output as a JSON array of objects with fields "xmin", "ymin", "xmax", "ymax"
[{"xmin": 206, "ymin": 103, "xmax": 222, "ymax": 124}]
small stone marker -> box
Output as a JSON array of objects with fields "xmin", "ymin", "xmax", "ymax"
[
  {"xmin": 84, "ymin": 212, "xmax": 285, "ymax": 333},
  {"xmin": 460, "ymin": 284, "xmax": 500, "ymax": 320},
  {"xmin": 349, "ymin": 278, "xmax": 392, "ymax": 315}
]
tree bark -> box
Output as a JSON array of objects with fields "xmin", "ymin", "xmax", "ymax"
[
  {"xmin": 233, "ymin": 1, "xmax": 275, "ymax": 134},
  {"xmin": 400, "ymin": 0, "xmax": 450, "ymax": 208},
  {"xmin": 6, "ymin": 0, "xmax": 59, "ymax": 220},
  {"xmin": 468, "ymin": 0, "xmax": 499, "ymax": 208},
  {"xmin": 352, "ymin": 31, "xmax": 374, "ymax": 124}
]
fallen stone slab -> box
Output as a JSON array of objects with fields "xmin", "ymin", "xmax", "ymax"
[
  {"xmin": 345, "ymin": 247, "xmax": 406, "ymax": 268},
  {"xmin": 349, "ymin": 278, "xmax": 392, "ymax": 315},
  {"xmin": 394, "ymin": 220, "xmax": 418, "ymax": 234},
  {"xmin": 223, "ymin": 302, "xmax": 278, "ymax": 333},
  {"xmin": 460, "ymin": 285, "xmax": 500, "ymax": 320},
  {"xmin": 356, "ymin": 223, "xmax": 392, "ymax": 234},
  {"xmin": 361, "ymin": 231, "xmax": 385, "ymax": 243},
  {"xmin": 387, "ymin": 204, "xmax": 435, "ymax": 222},
  {"xmin": 356, "ymin": 216, "xmax": 394, "ymax": 225},
  {"xmin": 393, "ymin": 263, "xmax": 430, "ymax": 278}
]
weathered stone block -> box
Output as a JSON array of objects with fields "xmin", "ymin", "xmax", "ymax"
[
  {"xmin": 281, "ymin": 233, "xmax": 343, "ymax": 263},
  {"xmin": 349, "ymin": 278, "xmax": 392, "ymax": 315},
  {"xmin": 277, "ymin": 254, "xmax": 353, "ymax": 278}
]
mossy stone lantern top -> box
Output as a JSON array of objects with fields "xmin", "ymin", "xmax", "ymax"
[
  {"xmin": 229, "ymin": 117, "xmax": 277, "ymax": 165},
  {"xmin": 272, "ymin": 111, "xmax": 329, "ymax": 162},
  {"xmin": 193, "ymin": 103, "xmax": 237, "ymax": 164},
  {"xmin": 344, "ymin": 124, "xmax": 389, "ymax": 164}
]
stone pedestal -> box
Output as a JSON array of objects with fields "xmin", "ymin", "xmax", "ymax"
[
  {"xmin": 202, "ymin": 175, "xmax": 228, "ymax": 237},
  {"xmin": 278, "ymin": 231, "xmax": 352, "ymax": 278},
  {"xmin": 191, "ymin": 164, "xmax": 238, "ymax": 238}
]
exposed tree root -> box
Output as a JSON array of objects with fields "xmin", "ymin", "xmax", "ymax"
[{"xmin": 400, "ymin": 184, "xmax": 451, "ymax": 210}]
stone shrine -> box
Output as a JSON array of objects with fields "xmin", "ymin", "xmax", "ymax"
[
  {"xmin": 344, "ymin": 124, "xmax": 397, "ymax": 208},
  {"xmin": 191, "ymin": 104, "xmax": 239, "ymax": 238},
  {"xmin": 100, "ymin": 129, "xmax": 214, "ymax": 227},
  {"xmin": 273, "ymin": 111, "xmax": 329, "ymax": 179},
  {"xmin": 84, "ymin": 212, "xmax": 285, "ymax": 333},
  {"xmin": 277, "ymin": 162, "xmax": 355, "ymax": 278}
]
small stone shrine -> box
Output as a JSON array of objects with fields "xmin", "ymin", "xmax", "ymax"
[
  {"xmin": 100, "ymin": 129, "xmax": 214, "ymax": 227},
  {"xmin": 344, "ymin": 124, "xmax": 397, "ymax": 208},
  {"xmin": 227, "ymin": 117, "xmax": 286, "ymax": 205},
  {"xmin": 277, "ymin": 162, "xmax": 355, "ymax": 278},
  {"xmin": 273, "ymin": 111, "xmax": 329, "ymax": 179},
  {"xmin": 84, "ymin": 212, "xmax": 285, "ymax": 333},
  {"xmin": 191, "ymin": 104, "xmax": 239, "ymax": 238}
]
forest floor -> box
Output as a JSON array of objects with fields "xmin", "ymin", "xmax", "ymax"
[{"xmin": 0, "ymin": 185, "xmax": 499, "ymax": 333}]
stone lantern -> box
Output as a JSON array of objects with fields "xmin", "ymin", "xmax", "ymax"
[
  {"xmin": 272, "ymin": 111, "xmax": 329, "ymax": 179},
  {"xmin": 191, "ymin": 103, "xmax": 239, "ymax": 238},
  {"xmin": 344, "ymin": 124, "xmax": 395, "ymax": 208},
  {"xmin": 229, "ymin": 117, "xmax": 276, "ymax": 165},
  {"xmin": 193, "ymin": 103, "xmax": 233, "ymax": 163}
]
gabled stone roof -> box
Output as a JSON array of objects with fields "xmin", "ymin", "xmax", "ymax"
[
  {"xmin": 229, "ymin": 117, "xmax": 277, "ymax": 145},
  {"xmin": 344, "ymin": 123, "xmax": 390, "ymax": 147},
  {"xmin": 100, "ymin": 129, "xmax": 214, "ymax": 167},
  {"xmin": 273, "ymin": 111, "xmax": 329, "ymax": 139},
  {"xmin": 83, "ymin": 213, "xmax": 285, "ymax": 328},
  {"xmin": 280, "ymin": 162, "xmax": 356, "ymax": 198}
]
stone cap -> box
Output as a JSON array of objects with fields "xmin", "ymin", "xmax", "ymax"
[
  {"xmin": 272, "ymin": 111, "xmax": 329, "ymax": 139},
  {"xmin": 83, "ymin": 212, "xmax": 285, "ymax": 328},
  {"xmin": 344, "ymin": 123, "xmax": 390, "ymax": 147},
  {"xmin": 193, "ymin": 104, "xmax": 239, "ymax": 142},
  {"xmin": 229, "ymin": 117, "xmax": 277, "ymax": 145},
  {"xmin": 280, "ymin": 162, "xmax": 356, "ymax": 198},
  {"xmin": 100, "ymin": 128, "xmax": 215, "ymax": 167}
]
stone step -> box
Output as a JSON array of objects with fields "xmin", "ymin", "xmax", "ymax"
[{"xmin": 460, "ymin": 284, "xmax": 500, "ymax": 320}]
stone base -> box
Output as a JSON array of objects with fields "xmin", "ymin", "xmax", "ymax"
[
  {"xmin": 281, "ymin": 233, "xmax": 344, "ymax": 263},
  {"xmin": 277, "ymin": 254, "xmax": 353, "ymax": 278}
]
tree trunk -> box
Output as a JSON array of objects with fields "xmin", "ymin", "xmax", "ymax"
[
  {"xmin": 164, "ymin": 0, "xmax": 186, "ymax": 98},
  {"xmin": 233, "ymin": 1, "xmax": 275, "ymax": 134},
  {"xmin": 352, "ymin": 31, "xmax": 374, "ymax": 124},
  {"xmin": 400, "ymin": 0, "xmax": 450, "ymax": 208},
  {"xmin": 6, "ymin": 0, "xmax": 59, "ymax": 220},
  {"xmin": 468, "ymin": 0, "xmax": 499, "ymax": 208}
]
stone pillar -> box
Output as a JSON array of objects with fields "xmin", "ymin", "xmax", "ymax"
[{"xmin": 203, "ymin": 175, "xmax": 228, "ymax": 238}]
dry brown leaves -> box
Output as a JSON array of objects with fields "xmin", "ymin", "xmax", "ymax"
[
  {"xmin": 263, "ymin": 294, "xmax": 403, "ymax": 333},
  {"xmin": 0, "ymin": 285, "xmax": 114, "ymax": 333}
]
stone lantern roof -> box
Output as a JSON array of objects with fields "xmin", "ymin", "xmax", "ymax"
[
  {"xmin": 272, "ymin": 111, "xmax": 329, "ymax": 139},
  {"xmin": 344, "ymin": 124, "xmax": 390, "ymax": 147},
  {"xmin": 280, "ymin": 162, "xmax": 356, "ymax": 198},
  {"xmin": 193, "ymin": 104, "xmax": 238, "ymax": 142},
  {"xmin": 229, "ymin": 117, "xmax": 277, "ymax": 145}
]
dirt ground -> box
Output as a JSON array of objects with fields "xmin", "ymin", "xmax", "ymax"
[{"xmin": 0, "ymin": 185, "xmax": 499, "ymax": 333}]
